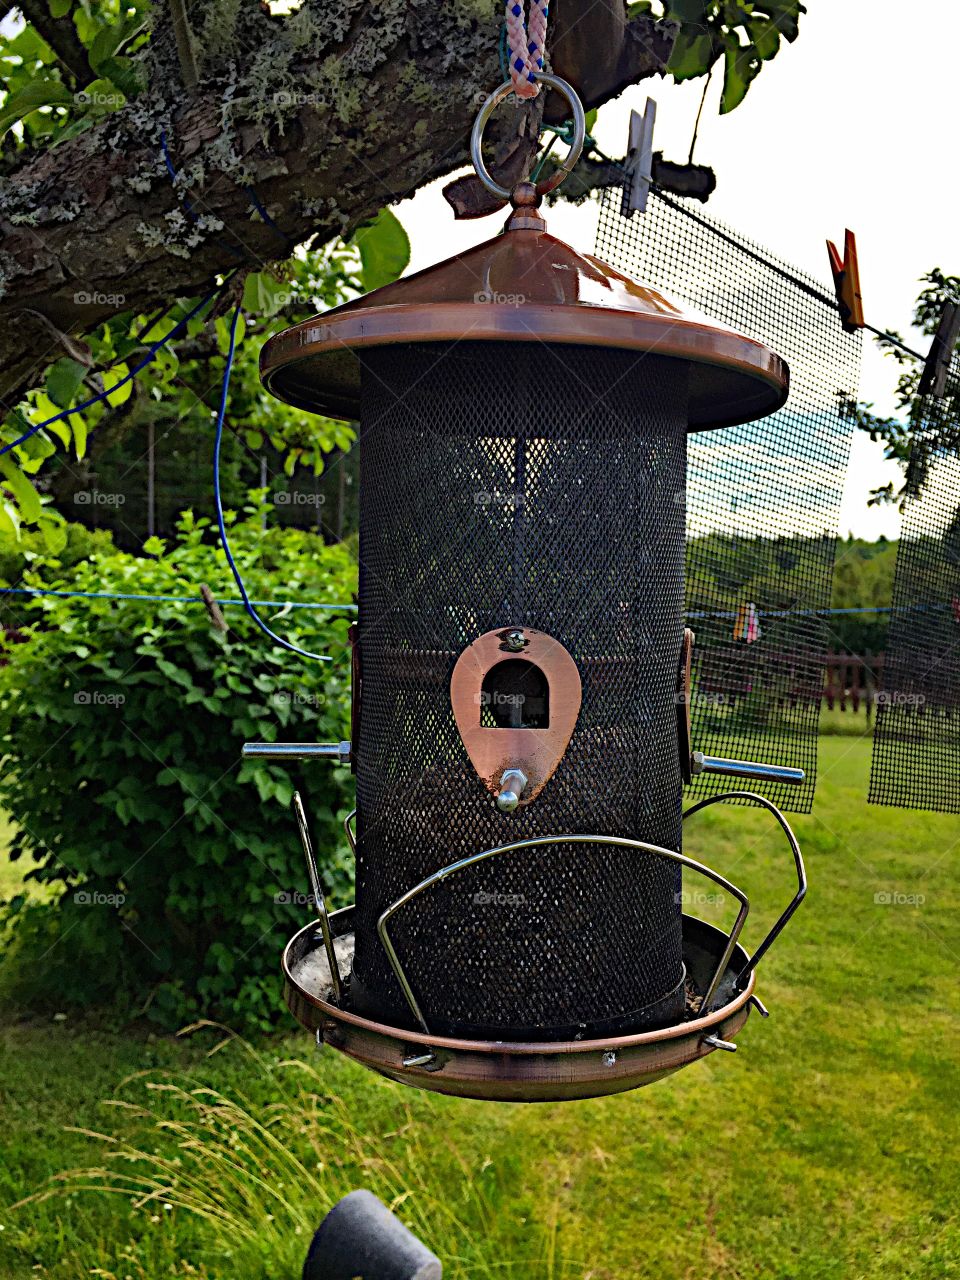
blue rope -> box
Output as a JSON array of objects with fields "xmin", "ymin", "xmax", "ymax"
[
  {"xmin": 245, "ymin": 186, "xmax": 294, "ymax": 251},
  {"xmin": 160, "ymin": 130, "xmax": 246, "ymax": 261},
  {"xmin": 0, "ymin": 586, "xmax": 936, "ymax": 620},
  {"xmin": 686, "ymin": 603, "xmax": 946, "ymax": 620},
  {"xmin": 0, "ymin": 286, "xmax": 225, "ymax": 459},
  {"xmin": 0, "ymin": 586, "xmax": 355, "ymax": 611},
  {"xmin": 213, "ymin": 299, "xmax": 333, "ymax": 662}
]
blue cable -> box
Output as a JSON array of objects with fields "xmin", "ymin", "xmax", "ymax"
[
  {"xmin": 212, "ymin": 299, "xmax": 332, "ymax": 663},
  {"xmin": 1, "ymin": 583, "xmax": 921, "ymax": 621},
  {"xmin": 0, "ymin": 285, "xmax": 224, "ymax": 459},
  {"xmin": 160, "ymin": 131, "xmax": 245, "ymax": 261},
  {"xmin": 245, "ymin": 186, "xmax": 294, "ymax": 251}
]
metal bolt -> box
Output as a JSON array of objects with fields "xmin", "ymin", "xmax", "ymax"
[
  {"xmin": 402, "ymin": 1052, "xmax": 438, "ymax": 1069},
  {"xmin": 496, "ymin": 768, "xmax": 528, "ymax": 813},
  {"xmin": 503, "ymin": 629, "xmax": 526, "ymax": 652},
  {"xmin": 602, "ymin": 1050, "xmax": 617, "ymax": 1068},
  {"xmin": 702, "ymin": 1034, "xmax": 738, "ymax": 1053}
]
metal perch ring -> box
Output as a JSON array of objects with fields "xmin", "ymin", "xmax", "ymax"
[{"xmin": 470, "ymin": 72, "xmax": 586, "ymax": 201}]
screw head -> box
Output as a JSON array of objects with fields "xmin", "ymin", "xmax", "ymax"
[
  {"xmin": 496, "ymin": 789, "xmax": 520, "ymax": 813},
  {"xmin": 504, "ymin": 629, "xmax": 526, "ymax": 652},
  {"xmin": 602, "ymin": 1050, "xmax": 617, "ymax": 1068}
]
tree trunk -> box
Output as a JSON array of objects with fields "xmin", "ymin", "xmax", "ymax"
[{"xmin": 0, "ymin": 0, "xmax": 677, "ymax": 405}]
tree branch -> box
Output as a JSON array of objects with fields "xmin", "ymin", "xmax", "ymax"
[
  {"xmin": 167, "ymin": 0, "xmax": 200, "ymax": 90},
  {"xmin": 16, "ymin": 0, "xmax": 93, "ymax": 85},
  {"xmin": 0, "ymin": 0, "xmax": 679, "ymax": 407},
  {"xmin": 547, "ymin": 1, "xmax": 678, "ymax": 114},
  {"xmin": 542, "ymin": 152, "xmax": 717, "ymax": 205}
]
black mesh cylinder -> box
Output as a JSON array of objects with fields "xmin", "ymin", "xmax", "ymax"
[{"xmin": 352, "ymin": 341, "xmax": 688, "ymax": 1039}]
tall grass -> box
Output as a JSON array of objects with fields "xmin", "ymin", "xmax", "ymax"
[{"xmin": 17, "ymin": 1025, "xmax": 582, "ymax": 1279}]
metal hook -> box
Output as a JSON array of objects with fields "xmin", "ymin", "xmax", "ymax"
[
  {"xmin": 682, "ymin": 790, "xmax": 806, "ymax": 989},
  {"xmin": 470, "ymin": 72, "xmax": 586, "ymax": 201}
]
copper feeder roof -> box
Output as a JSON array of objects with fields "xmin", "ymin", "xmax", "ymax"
[{"xmin": 261, "ymin": 186, "xmax": 789, "ymax": 432}]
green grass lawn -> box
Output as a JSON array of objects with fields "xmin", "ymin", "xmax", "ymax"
[{"xmin": 1, "ymin": 734, "xmax": 958, "ymax": 1279}]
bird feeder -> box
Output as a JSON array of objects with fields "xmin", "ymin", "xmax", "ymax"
[{"xmin": 247, "ymin": 77, "xmax": 807, "ymax": 1102}]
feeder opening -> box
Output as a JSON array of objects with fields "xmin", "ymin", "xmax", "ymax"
[{"xmin": 480, "ymin": 659, "xmax": 550, "ymax": 728}]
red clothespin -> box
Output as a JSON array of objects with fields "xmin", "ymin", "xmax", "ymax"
[{"xmin": 826, "ymin": 229, "xmax": 865, "ymax": 333}]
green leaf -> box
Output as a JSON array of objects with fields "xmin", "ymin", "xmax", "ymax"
[
  {"xmin": 97, "ymin": 56, "xmax": 146, "ymax": 100},
  {"xmin": 668, "ymin": 28, "xmax": 716, "ymax": 79},
  {"xmin": 667, "ymin": 0, "xmax": 709, "ymax": 21},
  {"xmin": 71, "ymin": 411, "xmax": 88, "ymax": 459},
  {"xmin": 215, "ymin": 314, "xmax": 246, "ymax": 355},
  {"xmin": 352, "ymin": 209, "xmax": 410, "ymax": 292},
  {"xmin": 37, "ymin": 512, "xmax": 68, "ymax": 554},
  {"xmin": 75, "ymin": 76, "xmax": 125, "ymax": 115},
  {"xmin": 46, "ymin": 357, "xmax": 87, "ymax": 409},
  {"xmin": 0, "ymin": 457, "xmax": 43, "ymax": 523},
  {"xmin": 88, "ymin": 14, "xmax": 146, "ymax": 71},
  {"xmin": 720, "ymin": 34, "xmax": 761, "ymax": 113},
  {"xmin": 748, "ymin": 15, "xmax": 781, "ymax": 59},
  {"xmin": 758, "ymin": 0, "xmax": 804, "ymax": 41},
  {"xmin": 0, "ymin": 78, "xmax": 73, "ymax": 138},
  {"xmin": 242, "ymin": 271, "xmax": 291, "ymax": 318},
  {"xmin": 0, "ymin": 501, "xmax": 21, "ymax": 541},
  {"xmin": 49, "ymin": 0, "xmax": 72, "ymax": 16},
  {"xmin": 101, "ymin": 362, "xmax": 132, "ymax": 407},
  {"xmin": 30, "ymin": 393, "xmax": 71, "ymax": 448}
]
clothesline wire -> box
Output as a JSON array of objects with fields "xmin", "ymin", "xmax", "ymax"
[{"xmin": 0, "ymin": 585, "xmax": 946, "ymax": 619}]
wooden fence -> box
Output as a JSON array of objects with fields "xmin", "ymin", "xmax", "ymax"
[
  {"xmin": 697, "ymin": 648, "xmax": 888, "ymax": 720},
  {"xmin": 822, "ymin": 651, "xmax": 885, "ymax": 719}
]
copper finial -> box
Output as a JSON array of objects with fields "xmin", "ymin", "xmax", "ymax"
[{"xmin": 505, "ymin": 180, "xmax": 547, "ymax": 233}]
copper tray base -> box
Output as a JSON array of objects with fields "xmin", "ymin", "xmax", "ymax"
[{"xmin": 283, "ymin": 908, "xmax": 758, "ymax": 1103}]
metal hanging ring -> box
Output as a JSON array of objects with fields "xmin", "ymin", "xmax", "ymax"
[{"xmin": 470, "ymin": 73, "xmax": 586, "ymax": 201}]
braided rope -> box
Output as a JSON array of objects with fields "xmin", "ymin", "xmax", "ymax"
[{"xmin": 504, "ymin": 0, "xmax": 549, "ymax": 99}]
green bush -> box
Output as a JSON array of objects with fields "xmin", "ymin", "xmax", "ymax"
[
  {"xmin": 0, "ymin": 507, "xmax": 357, "ymax": 1031},
  {"xmin": 0, "ymin": 520, "xmax": 116, "ymax": 587}
]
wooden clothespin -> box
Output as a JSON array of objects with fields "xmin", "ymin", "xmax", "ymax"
[
  {"xmin": 622, "ymin": 98, "xmax": 657, "ymax": 217},
  {"xmin": 918, "ymin": 300, "xmax": 960, "ymax": 399},
  {"xmin": 826, "ymin": 229, "xmax": 865, "ymax": 332},
  {"xmin": 199, "ymin": 583, "xmax": 229, "ymax": 633}
]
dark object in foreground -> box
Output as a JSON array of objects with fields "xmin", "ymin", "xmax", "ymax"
[{"xmin": 302, "ymin": 1190, "xmax": 442, "ymax": 1280}]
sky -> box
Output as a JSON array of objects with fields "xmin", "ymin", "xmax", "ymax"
[{"xmin": 396, "ymin": 0, "xmax": 959, "ymax": 541}]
